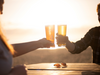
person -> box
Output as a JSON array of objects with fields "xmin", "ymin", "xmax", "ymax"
[
  {"xmin": 56, "ymin": 3, "xmax": 100, "ymax": 64},
  {"xmin": 0, "ymin": 0, "xmax": 54, "ymax": 75}
]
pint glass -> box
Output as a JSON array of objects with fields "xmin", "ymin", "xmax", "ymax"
[
  {"xmin": 45, "ymin": 25, "xmax": 55, "ymax": 47},
  {"xmin": 57, "ymin": 25, "xmax": 67, "ymax": 46}
]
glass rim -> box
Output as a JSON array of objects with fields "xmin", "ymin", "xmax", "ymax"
[{"xmin": 57, "ymin": 25, "xmax": 67, "ymax": 26}]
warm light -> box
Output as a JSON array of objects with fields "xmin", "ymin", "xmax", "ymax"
[
  {"xmin": 2, "ymin": 0, "xmax": 100, "ymax": 44},
  {"xmin": 3, "ymin": 0, "xmax": 85, "ymax": 29}
]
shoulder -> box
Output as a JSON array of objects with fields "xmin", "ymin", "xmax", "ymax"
[
  {"xmin": 89, "ymin": 26, "xmax": 100, "ymax": 31},
  {"xmin": 88, "ymin": 26, "xmax": 100, "ymax": 34}
]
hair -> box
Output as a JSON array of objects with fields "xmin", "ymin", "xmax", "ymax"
[
  {"xmin": 97, "ymin": 3, "xmax": 100, "ymax": 12},
  {"xmin": 0, "ymin": 25, "xmax": 15, "ymax": 55},
  {"xmin": 0, "ymin": 0, "xmax": 15, "ymax": 55},
  {"xmin": 0, "ymin": 0, "xmax": 4, "ymax": 14}
]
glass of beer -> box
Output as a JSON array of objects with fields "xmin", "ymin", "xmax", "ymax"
[
  {"xmin": 57, "ymin": 25, "xmax": 67, "ymax": 46},
  {"xmin": 45, "ymin": 25, "xmax": 55, "ymax": 47}
]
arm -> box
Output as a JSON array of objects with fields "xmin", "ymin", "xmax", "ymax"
[
  {"xmin": 65, "ymin": 38, "xmax": 75, "ymax": 52},
  {"xmin": 56, "ymin": 28, "xmax": 94, "ymax": 54},
  {"xmin": 12, "ymin": 38, "xmax": 54, "ymax": 57},
  {"xmin": 69, "ymin": 28, "xmax": 94, "ymax": 54}
]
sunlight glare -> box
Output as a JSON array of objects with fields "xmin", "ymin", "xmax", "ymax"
[{"xmin": 10, "ymin": 0, "xmax": 83, "ymax": 29}]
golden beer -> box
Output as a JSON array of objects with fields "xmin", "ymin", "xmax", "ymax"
[
  {"xmin": 45, "ymin": 25, "xmax": 55, "ymax": 47},
  {"xmin": 58, "ymin": 25, "xmax": 67, "ymax": 46}
]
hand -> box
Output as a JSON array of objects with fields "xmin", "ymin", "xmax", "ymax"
[
  {"xmin": 9, "ymin": 65, "xmax": 27, "ymax": 75},
  {"xmin": 56, "ymin": 33, "xmax": 68, "ymax": 45},
  {"xmin": 38, "ymin": 38, "xmax": 54, "ymax": 48}
]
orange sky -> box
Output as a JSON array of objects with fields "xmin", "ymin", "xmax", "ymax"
[{"xmin": 1, "ymin": 0, "xmax": 100, "ymax": 46}]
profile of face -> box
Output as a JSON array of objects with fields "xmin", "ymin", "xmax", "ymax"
[
  {"xmin": 98, "ymin": 9, "xmax": 100, "ymax": 23},
  {"xmin": 0, "ymin": 0, "xmax": 4, "ymax": 14}
]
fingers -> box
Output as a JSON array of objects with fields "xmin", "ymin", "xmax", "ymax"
[
  {"xmin": 56, "ymin": 35, "xmax": 68, "ymax": 45},
  {"xmin": 15, "ymin": 64, "xmax": 27, "ymax": 71},
  {"xmin": 39, "ymin": 38, "xmax": 55, "ymax": 48},
  {"xmin": 44, "ymin": 40, "xmax": 54, "ymax": 48},
  {"xmin": 10, "ymin": 64, "xmax": 28, "ymax": 75},
  {"xmin": 24, "ymin": 64, "xmax": 28, "ymax": 71},
  {"xmin": 41, "ymin": 35, "xmax": 68, "ymax": 48}
]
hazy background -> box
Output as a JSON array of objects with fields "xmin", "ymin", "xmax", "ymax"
[
  {"xmin": 1, "ymin": 0, "xmax": 100, "ymax": 44},
  {"xmin": 0, "ymin": 0, "xmax": 100, "ymax": 65},
  {"xmin": 12, "ymin": 47, "xmax": 92, "ymax": 66}
]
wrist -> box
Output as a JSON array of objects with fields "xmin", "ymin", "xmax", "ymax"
[
  {"xmin": 66, "ymin": 40, "xmax": 75, "ymax": 51},
  {"xmin": 37, "ymin": 40, "xmax": 43, "ymax": 48}
]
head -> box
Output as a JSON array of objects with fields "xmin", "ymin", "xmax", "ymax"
[
  {"xmin": 0, "ymin": 0, "xmax": 4, "ymax": 14},
  {"xmin": 97, "ymin": 3, "xmax": 100, "ymax": 23}
]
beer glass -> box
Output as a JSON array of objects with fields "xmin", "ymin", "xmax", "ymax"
[
  {"xmin": 57, "ymin": 25, "xmax": 67, "ymax": 46},
  {"xmin": 45, "ymin": 25, "xmax": 55, "ymax": 47}
]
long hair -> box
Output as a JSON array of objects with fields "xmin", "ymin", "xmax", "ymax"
[
  {"xmin": 0, "ymin": 0, "xmax": 15, "ymax": 55},
  {"xmin": 97, "ymin": 3, "xmax": 100, "ymax": 12},
  {"xmin": 0, "ymin": 25, "xmax": 15, "ymax": 55}
]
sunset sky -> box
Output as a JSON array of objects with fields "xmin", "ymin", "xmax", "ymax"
[{"xmin": 0, "ymin": 0, "xmax": 100, "ymax": 48}]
